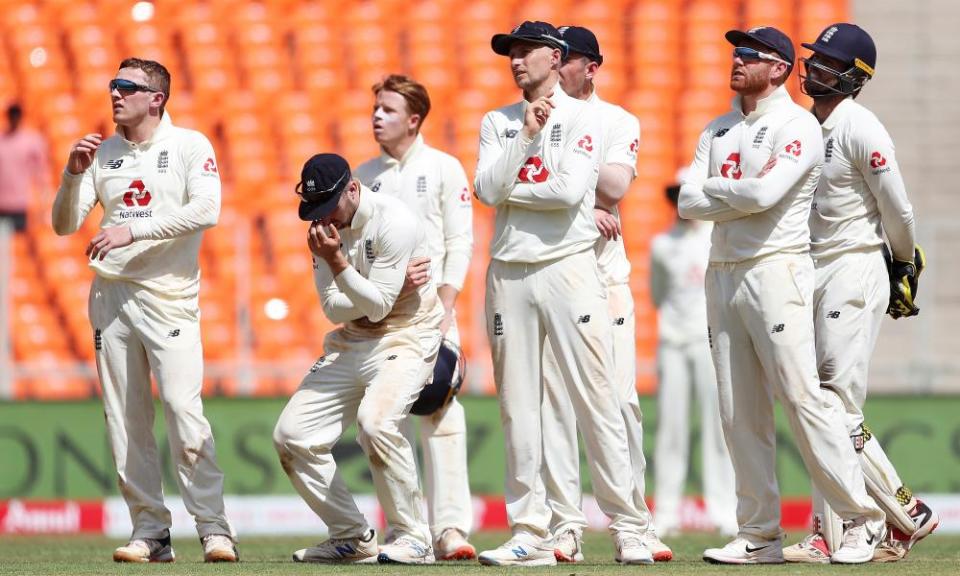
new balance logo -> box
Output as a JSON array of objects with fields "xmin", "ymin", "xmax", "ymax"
[
  {"xmin": 771, "ymin": 324, "xmax": 785, "ymax": 333},
  {"xmin": 387, "ymin": 355, "xmax": 397, "ymax": 360},
  {"xmin": 827, "ymin": 310, "xmax": 840, "ymax": 319},
  {"xmin": 104, "ymin": 159, "xmax": 123, "ymax": 169},
  {"xmin": 511, "ymin": 546, "xmax": 528, "ymax": 558},
  {"xmin": 714, "ymin": 128, "xmax": 730, "ymax": 138},
  {"xmin": 613, "ymin": 317, "xmax": 625, "ymax": 326},
  {"xmin": 493, "ymin": 313, "xmax": 503, "ymax": 336},
  {"xmin": 504, "ymin": 129, "xmax": 518, "ymax": 138},
  {"xmin": 168, "ymin": 329, "xmax": 180, "ymax": 337},
  {"xmin": 577, "ymin": 315, "xmax": 591, "ymax": 324},
  {"xmin": 370, "ymin": 181, "xmax": 381, "ymax": 192}
]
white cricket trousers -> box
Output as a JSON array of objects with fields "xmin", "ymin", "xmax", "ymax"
[
  {"xmin": 653, "ymin": 338, "xmax": 737, "ymax": 535},
  {"xmin": 705, "ymin": 254, "xmax": 883, "ymax": 540},
  {"xmin": 540, "ymin": 282, "xmax": 652, "ymax": 534},
  {"xmin": 811, "ymin": 248, "xmax": 907, "ymax": 519},
  {"xmin": 404, "ymin": 316, "xmax": 473, "ymax": 540},
  {"xmin": 273, "ymin": 326, "xmax": 440, "ymax": 543},
  {"xmin": 89, "ymin": 276, "xmax": 233, "ymax": 540},
  {"xmin": 486, "ymin": 250, "xmax": 647, "ymax": 538}
]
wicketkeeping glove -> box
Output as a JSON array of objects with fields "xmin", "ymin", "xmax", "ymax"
[{"xmin": 883, "ymin": 244, "xmax": 926, "ymax": 319}]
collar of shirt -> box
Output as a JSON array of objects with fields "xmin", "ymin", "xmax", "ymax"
[
  {"xmin": 586, "ymin": 88, "xmax": 602, "ymax": 105},
  {"xmin": 821, "ymin": 96, "xmax": 854, "ymax": 130},
  {"xmin": 379, "ymin": 133, "xmax": 424, "ymax": 168},
  {"xmin": 117, "ymin": 112, "xmax": 173, "ymax": 148},
  {"xmin": 732, "ymin": 85, "xmax": 792, "ymax": 119},
  {"xmin": 350, "ymin": 184, "xmax": 375, "ymax": 231}
]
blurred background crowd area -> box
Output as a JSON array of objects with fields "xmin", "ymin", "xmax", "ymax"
[{"xmin": 2, "ymin": 0, "xmax": 957, "ymax": 400}]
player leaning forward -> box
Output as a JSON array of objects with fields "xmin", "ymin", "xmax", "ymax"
[
  {"xmin": 475, "ymin": 20, "xmax": 653, "ymax": 566},
  {"xmin": 273, "ymin": 153, "xmax": 442, "ymax": 564},
  {"xmin": 782, "ymin": 23, "xmax": 938, "ymax": 564},
  {"xmin": 677, "ymin": 27, "xmax": 886, "ymax": 564},
  {"xmin": 51, "ymin": 58, "xmax": 237, "ymax": 563}
]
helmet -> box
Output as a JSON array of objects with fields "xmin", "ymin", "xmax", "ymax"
[
  {"xmin": 800, "ymin": 23, "xmax": 876, "ymax": 97},
  {"xmin": 410, "ymin": 339, "xmax": 466, "ymax": 416}
]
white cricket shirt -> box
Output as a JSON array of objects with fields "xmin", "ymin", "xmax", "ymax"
[
  {"xmin": 474, "ymin": 81, "xmax": 601, "ymax": 263},
  {"xmin": 650, "ymin": 221, "xmax": 712, "ymax": 344},
  {"xmin": 354, "ymin": 134, "xmax": 474, "ymax": 291},
  {"xmin": 52, "ymin": 113, "xmax": 220, "ymax": 298},
  {"xmin": 678, "ymin": 86, "xmax": 824, "ymax": 263},
  {"xmin": 809, "ymin": 98, "xmax": 915, "ymax": 261}
]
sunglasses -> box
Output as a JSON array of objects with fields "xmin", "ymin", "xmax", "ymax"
[
  {"xmin": 109, "ymin": 78, "xmax": 160, "ymax": 93},
  {"xmin": 733, "ymin": 47, "xmax": 790, "ymax": 66}
]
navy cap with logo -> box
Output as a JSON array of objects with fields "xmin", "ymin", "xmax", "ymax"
[
  {"xmin": 296, "ymin": 153, "xmax": 351, "ymax": 221},
  {"xmin": 557, "ymin": 25, "xmax": 603, "ymax": 65},
  {"xmin": 802, "ymin": 23, "xmax": 876, "ymax": 78},
  {"xmin": 492, "ymin": 21, "xmax": 568, "ymax": 58},
  {"xmin": 725, "ymin": 26, "xmax": 796, "ymax": 68}
]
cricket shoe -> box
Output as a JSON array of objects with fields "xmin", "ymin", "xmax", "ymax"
[
  {"xmin": 641, "ymin": 530, "xmax": 673, "ymax": 562},
  {"xmin": 783, "ymin": 532, "xmax": 830, "ymax": 563},
  {"xmin": 614, "ymin": 532, "xmax": 654, "ymax": 565},
  {"xmin": 552, "ymin": 528, "xmax": 584, "ymax": 563},
  {"xmin": 435, "ymin": 528, "xmax": 476, "ymax": 561},
  {"xmin": 831, "ymin": 516, "xmax": 886, "ymax": 564},
  {"xmin": 202, "ymin": 534, "xmax": 239, "ymax": 562},
  {"xmin": 478, "ymin": 534, "xmax": 557, "ymax": 566},
  {"xmin": 875, "ymin": 499, "xmax": 940, "ymax": 562},
  {"xmin": 292, "ymin": 528, "xmax": 378, "ymax": 563},
  {"xmin": 113, "ymin": 534, "xmax": 175, "ymax": 563},
  {"xmin": 377, "ymin": 535, "xmax": 435, "ymax": 564},
  {"xmin": 703, "ymin": 536, "xmax": 784, "ymax": 564}
]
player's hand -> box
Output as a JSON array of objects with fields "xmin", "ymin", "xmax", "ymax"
[
  {"xmin": 402, "ymin": 256, "xmax": 431, "ymax": 294},
  {"xmin": 758, "ymin": 155, "xmax": 777, "ymax": 177},
  {"xmin": 887, "ymin": 245, "xmax": 926, "ymax": 319},
  {"xmin": 86, "ymin": 226, "xmax": 133, "ymax": 261},
  {"xmin": 522, "ymin": 92, "xmax": 555, "ymax": 138},
  {"xmin": 67, "ymin": 134, "xmax": 103, "ymax": 175},
  {"xmin": 594, "ymin": 208, "xmax": 621, "ymax": 241},
  {"xmin": 308, "ymin": 221, "xmax": 342, "ymax": 262}
]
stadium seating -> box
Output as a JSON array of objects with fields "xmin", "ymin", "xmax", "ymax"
[{"xmin": 1, "ymin": 0, "xmax": 847, "ymax": 398}]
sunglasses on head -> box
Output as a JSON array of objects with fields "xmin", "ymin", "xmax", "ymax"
[
  {"xmin": 109, "ymin": 78, "xmax": 160, "ymax": 93},
  {"xmin": 733, "ymin": 46, "xmax": 790, "ymax": 65}
]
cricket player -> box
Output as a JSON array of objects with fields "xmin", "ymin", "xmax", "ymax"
[
  {"xmin": 539, "ymin": 25, "xmax": 671, "ymax": 563},
  {"xmin": 354, "ymin": 74, "xmax": 477, "ymax": 561},
  {"xmin": 51, "ymin": 58, "xmax": 237, "ymax": 563},
  {"xmin": 781, "ymin": 23, "xmax": 938, "ymax": 563},
  {"xmin": 677, "ymin": 26, "xmax": 886, "ymax": 564},
  {"xmin": 474, "ymin": 20, "xmax": 652, "ymax": 566},
  {"xmin": 651, "ymin": 184, "xmax": 738, "ymax": 539},
  {"xmin": 273, "ymin": 153, "xmax": 442, "ymax": 565}
]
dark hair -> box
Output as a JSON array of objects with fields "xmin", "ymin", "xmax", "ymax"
[
  {"xmin": 7, "ymin": 103, "xmax": 22, "ymax": 124},
  {"xmin": 666, "ymin": 184, "xmax": 681, "ymax": 207},
  {"xmin": 372, "ymin": 74, "xmax": 431, "ymax": 130},
  {"xmin": 118, "ymin": 57, "xmax": 171, "ymax": 113}
]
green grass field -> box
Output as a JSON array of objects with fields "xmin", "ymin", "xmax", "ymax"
[{"xmin": 0, "ymin": 531, "xmax": 957, "ymax": 575}]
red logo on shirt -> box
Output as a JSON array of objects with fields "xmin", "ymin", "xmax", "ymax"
[
  {"xmin": 459, "ymin": 187, "xmax": 470, "ymax": 202},
  {"xmin": 629, "ymin": 138, "xmax": 639, "ymax": 153},
  {"xmin": 785, "ymin": 140, "xmax": 802, "ymax": 157},
  {"xmin": 122, "ymin": 179, "xmax": 151, "ymax": 207},
  {"xmin": 203, "ymin": 157, "xmax": 218, "ymax": 173},
  {"xmin": 518, "ymin": 156, "xmax": 550, "ymax": 183},
  {"xmin": 869, "ymin": 152, "xmax": 886, "ymax": 169},
  {"xmin": 720, "ymin": 153, "xmax": 742, "ymax": 179},
  {"xmin": 577, "ymin": 135, "xmax": 594, "ymax": 152}
]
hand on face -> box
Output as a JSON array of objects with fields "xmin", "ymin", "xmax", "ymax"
[{"xmin": 307, "ymin": 220, "xmax": 342, "ymax": 261}]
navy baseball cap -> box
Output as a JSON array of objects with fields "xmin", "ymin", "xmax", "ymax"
[
  {"xmin": 802, "ymin": 23, "xmax": 876, "ymax": 77},
  {"xmin": 557, "ymin": 26, "xmax": 603, "ymax": 65},
  {"xmin": 725, "ymin": 26, "xmax": 795, "ymax": 68},
  {"xmin": 296, "ymin": 153, "xmax": 351, "ymax": 221},
  {"xmin": 492, "ymin": 21, "xmax": 568, "ymax": 57}
]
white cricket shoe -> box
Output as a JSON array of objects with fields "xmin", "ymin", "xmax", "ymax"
[
  {"xmin": 292, "ymin": 528, "xmax": 378, "ymax": 564},
  {"xmin": 113, "ymin": 535, "xmax": 175, "ymax": 563},
  {"xmin": 202, "ymin": 534, "xmax": 238, "ymax": 562},
  {"xmin": 703, "ymin": 536, "xmax": 784, "ymax": 564},
  {"xmin": 552, "ymin": 528, "xmax": 583, "ymax": 563},
  {"xmin": 831, "ymin": 516, "xmax": 886, "ymax": 564},
  {"xmin": 783, "ymin": 532, "xmax": 830, "ymax": 564},
  {"xmin": 435, "ymin": 528, "xmax": 476, "ymax": 561},
  {"xmin": 641, "ymin": 530, "xmax": 673, "ymax": 562},
  {"xmin": 377, "ymin": 535, "xmax": 435, "ymax": 564},
  {"xmin": 478, "ymin": 534, "xmax": 557, "ymax": 566},
  {"xmin": 876, "ymin": 498, "xmax": 940, "ymax": 562},
  {"xmin": 614, "ymin": 532, "xmax": 654, "ymax": 565}
]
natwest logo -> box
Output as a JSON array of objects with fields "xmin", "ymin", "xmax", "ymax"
[
  {"xmin": 870, "ymin": 151, "xmax": 887, "ymax": 169},
  {"xmin": 720, "ymin": 153, "xmax": 742, "ymax": 179},
  {"xmin": 785, "ymin": 140, "xmax": 802, "ymax": 157},
  {"xmin": 122, "ymin": 180, "xmax": 151, "ymax": 207},
  {"xmin": 577, "ymin": 135, "xmax": 593, "ymax": 152},
  {"xmin": 517, "ymin": 156, "xmax": 550, "ymax": 183},
  {"xmin": 203, "ymin": 157, "xmax": 218, "ymax": 173}
]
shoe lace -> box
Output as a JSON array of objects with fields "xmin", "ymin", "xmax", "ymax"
[
  {"xmin": 841, "ymin": 520, "xmax": 864, "ymax": 548},
  {"xmin": 618, "ymin": 533, "xmax": 643, "ymax": 549}
]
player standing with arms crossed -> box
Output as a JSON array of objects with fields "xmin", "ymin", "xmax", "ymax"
[
  {"xmin": 273, "ymin": 154, "xmax": 442, "ymax": 565},
  {"xmin": 474, "ymin": 20, "xmax": 652, "ymax": 566},
  {"xmin": 51, "ymin": 58, "xmax": 237, "ymax": 563},
  {"xmin": 677, "ymin": 27, "xmax": 885, "ymax": 564},
  {"xmin": 781, "ymin": 23, "xmax": 938, "ymax": 563},
  {"xmin": 354, "ymin": 74, "xmax": 477, "ymax": 561},
  {"xmin": 539, "ymin": 25, "xmax": 671, "ymax": 563},
  {"xmin": 651, "ymin": 184, "xmax": 738, "ymax": 539}
]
